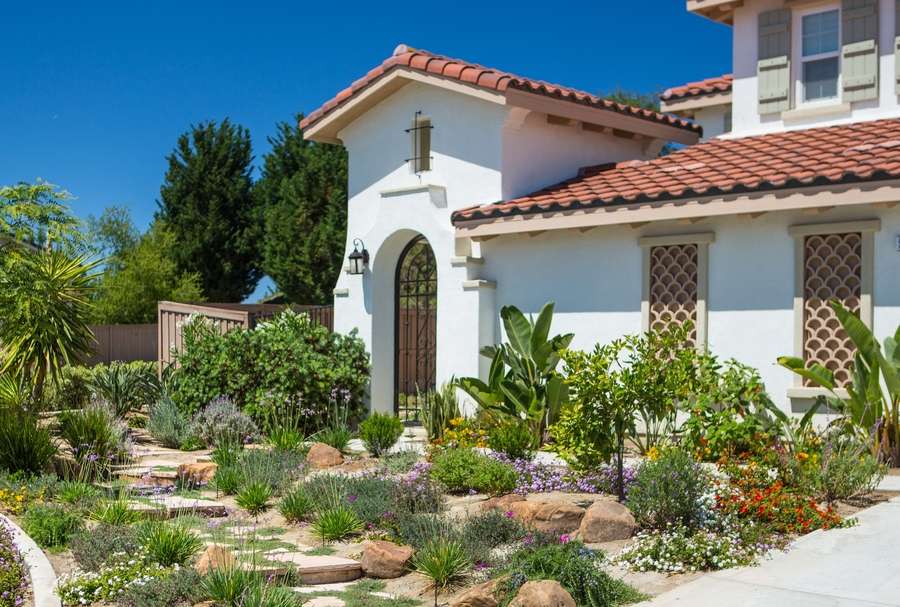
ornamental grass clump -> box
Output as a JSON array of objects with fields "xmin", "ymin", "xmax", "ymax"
[
  {"xmin": 57, "ymin": 480, "xmax": 100, "ymax": 506},
  {"xmin": 0, "ymin": 518, "xmax": 27, "ymax": 607},
  {"xmin": 58, "ymin": 400, "xmax": 131, "ymax": 480},
  {"xmin": 137, "ymin": 519, "xmax": 203, "ymax": 567},
  {"xmin": 277, "ymin": 487, "xmax": 316, "ymax": 524},
  {"xmin": 626, "ymin": 447, "xmax": 711, "ymax": 530},
  {"xmin": 235, "ymin": 481, "xmax": 274, "ymax": 518},
  {"xmin": 358, "ymin": 411, "xmax": 404, "ymax": 457},
  {"xmin": 0, "ymin": 408, "xmax": 57, "ymax": 476},
  {"xmin": 89, "ymin": 489, "xmax": 142, "ymax": 526},
  {"xmin": 200, "ymin": 567, "xmax": 297, "ymax": 607},
  {"xmin": 311, "ymin": 506, "xmax": 363, "ymax": 544},
  {"xmin": 411, "ymin": 537, "xmax": 471, "ymax": 595}
]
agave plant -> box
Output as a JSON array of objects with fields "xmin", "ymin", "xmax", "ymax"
[
  {"xmin": 457, "ymin": 302, "xmax": 572, "ymax": 440},
  {"xmin": 420, "ymin": 380, "xmax": 460, "ymax": 441},
  {"xmin": 778, "ymin": 300, "xmax": 900, "ymax": 466}
]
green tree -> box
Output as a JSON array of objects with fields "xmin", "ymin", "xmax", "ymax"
[
  {"xmin": 256, "ymin": 114, "xmax": 348, "ymax": 304},
  {"xmin": 88, "ymin": 204, "xmax": 140, "ymax": 273},
  {"xmin": 156, "ymin": 119, "xmax": 261, "ymax": 302},
  {"xmin": 599, "ymin": 86, "xmax": 682, "ymax": 156},
  {"xmin": 0, "ymin": 181, "xmax": 90, "ymax": 255}
]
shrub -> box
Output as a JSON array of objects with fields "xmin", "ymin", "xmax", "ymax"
[
  {"xmin": 488, "ymin": 421, "xmax": 535, "ymax": 461},
  {"xmin": 239, "ymin": 448, "xmax": 306, "ymax": 494},
  {"xmin": 57, "ymin": 480, "xmax": 101, "ymax": 506},
  {"xmin": 389, "ymin": 469, "xmax": 446, "ymax": 515},
  {"xmin": 311, "ymin": 507, "xmax": 363, "ymax": 543},
  {"xmin": 359, "ymin": 412, "xmax": 404, "ymax": 457},
  {"xmin": 212, "ymin": 466, "xmax": 242, "ymax": 495},
  {"xmin": 21, "ymin": 503, "xmax": 83, "ymax": 549},
  {"xmin": 190, "ymin": 396, "xmax": 260, "ymax": 447},
  {"xmin": 137, "ymin": 519, "xmax": 203, "ymax": 567},
  {"xmin": 42, "ymin": 364, "xmax": 93, "ymax": 411},
  {"xmin": 391, "ymin": 514, "xmax": 456, "ymax": 551},
  {"xmin": 430, "ymin": 448, "xmax": 517, "ymax": 496},
  {"xmin": 0, "ymin": 408, "xmax": 57, "ymax": 475},
  {"xmin": 114, "ymin": 567, "xmax": 204, "ymax": 607},
  {"xmin": 379, "ymin": 449, "xmax": 420, "ymax": 474},
  {"xmin": 70, "ymin": 524, "xmax": 139, "ymax": 572},
  {"xmin": 411, "ymin": 537, "xmax": 470, "ymax": 591},
  {"xmin": 235, "ymin": 481, "xmax": 274, "ymax": 517},
  {"xmin": 278, "ymin": 487, "xmax": 316, "ymax": 524},
  {"xmin": 343, "ymin": 475, "xmax": 393, "ymax": 525},
  {"xmin": 616, "ymin": 525, "xmax": 770, "ymax": 573},
  {"xmin": 626, "ymin": 448, "xmax": 710, "ymax": 530},
  {"xmin": 58, "ymin": 400, "xmax": 130, "ymax": 479},
  {"xmin": 56, "ymin": 549, "xmax": 174, "ymax": 605},
  {"xmin": 460, "ymin": 509, "xmax": 527, "ymax": 565},
  {"xmin": 505, "ymin": 540, "xmax": 646, "ymax": 607},
  {"xmin": 170, "ymin": 311, "xmax": 370, "ymax": 427},
  {"xmin": 91, "ymin": 361, "xmax": 160, "ymax": 418},
  {"xmin": 147, "ymin": 393, "xmax": 192, "ymax": 449},
  {"xmin": 808, "ymin": 433, "xmax": 886, "ymax": 505},
  {"xmin": 0, "ymin": 518, "xmax": 27, "ymax": 607}
]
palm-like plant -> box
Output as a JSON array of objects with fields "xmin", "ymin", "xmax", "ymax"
[{"xmin": 0, "ymin": 250, "xmax": 101, "ymax": 401}]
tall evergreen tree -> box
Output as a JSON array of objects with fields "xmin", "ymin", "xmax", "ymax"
[
  {"xmin": 256, "ymin": 114, "xmax": 348, "ymax": 304},
  {"xmin": 156, "ymin": 119, "xmax": 261, "ymax": 302}
]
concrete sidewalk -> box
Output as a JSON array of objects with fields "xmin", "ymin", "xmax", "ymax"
[{"xmin": 639, "ymin": 496, "xmax": 900, "ymax": 606}]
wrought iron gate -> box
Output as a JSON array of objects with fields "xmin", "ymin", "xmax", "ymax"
[{"xmin": 395, "ymin": 236, "xmax": 437, "ymax": 422}]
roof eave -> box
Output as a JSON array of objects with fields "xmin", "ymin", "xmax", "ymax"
[
  {"xmin": 660, "ymin": 91, "xmax": 733, "ymax": 117},
  {"xmin": 686, "ymin": 0, "xmax": 741, "ymax": 26}
]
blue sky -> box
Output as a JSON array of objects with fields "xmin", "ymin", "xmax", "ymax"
[{"xmin": 0, "ymin": 1, "xmax": 731, "ymax": 302}]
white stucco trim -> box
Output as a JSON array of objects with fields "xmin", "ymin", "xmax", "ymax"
[
  {"xmin": 789, "ymin": 218, "xmax": 880, "ymax": 395},
  {"xmin": 333, "ymin": 288, "xmax": 350, "ymax": 296},
  {"xmin": 462, "ymin": 279, "xmax": 497, "ymax": 289},
  {"xmin": 454, "ymin": 181, "xmax": 900, "ymax": 238},
  {"xmin": 450, "ymin": 256, "xmax": 484, "ymax": 265},
  {"xmin": 639, "ymin": 232, "xmax": 714, "ymax": 347}
]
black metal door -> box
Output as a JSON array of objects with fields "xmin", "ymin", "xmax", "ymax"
[{"xmin": 395, "ymin": 236, "xmax": 437, "ymax": 422}]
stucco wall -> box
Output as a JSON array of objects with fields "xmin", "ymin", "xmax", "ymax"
[
  {"xmin": 693, "ymin": 105, "xmax": 731, "ymax": 140},
  {"xmin": 731, "ymin": 0, "xmax": 899, "ymax": 138}
]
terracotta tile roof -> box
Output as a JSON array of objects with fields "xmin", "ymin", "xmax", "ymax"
[
  {"xmin": 661, "ymin": 75, "xmax": 733, "ymax": 101},
  {"xmin": 452, "ymin": 118, "xmax": 900, "ymax": 223},
  {"xmin": 300, "ymin": 45, "xmax": 699, "ymax": 135}
]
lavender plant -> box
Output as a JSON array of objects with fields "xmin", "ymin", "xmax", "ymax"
[{"xmin": 189, "ymin": 396, "xmax": 260, "ymax": 448}]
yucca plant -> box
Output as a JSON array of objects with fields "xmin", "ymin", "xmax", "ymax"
[
  {"xmin": 235, "ymin": 480, "xmax": 274, "ymax": 518},
  {"xmin": 277, "ymin": 487, "xmax": 316, "ymax": 525},
  {"xmin": 412, "ymin": 537, "xmax": 471, "ymax": 605},
  {"xmin": 311, "ymin": 506, "xmax": 363, "ymax": 545},
  {"xmin": 137, "ymin": 518, "xmax": 203, "ymax": 567}
]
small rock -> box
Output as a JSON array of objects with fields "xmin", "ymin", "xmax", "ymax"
[
  {"xmin": 579, "ymin": 500, "xmax": 637, "ymax": 543},
  {"xmin": 509, "ymin": 502, "xmax": 584, "ymax": 533},
  {"xmin": 177, "ymin": 462, "xmax": 218, "ymax": 485},
  {"xmin": 360, "ymin": 540, "xmax": 414, "ymax": 579},
  {"xmin": 450, "ymin": 577, "xmax": 506, "ymax": 607},
  {"xmin": 509, "ymin": 580, "xmax": 575, "ymax": 607},
  {"xmin": 480, "ymin": 494, "xmax": 526, "ymax": 511},
  {"xmin": 307, "ymin": 442, "xmax": 345, "ymax": 468},
  {"xmin": 194, "ymin": 545, "xmax": 236, "ymax": 576}
]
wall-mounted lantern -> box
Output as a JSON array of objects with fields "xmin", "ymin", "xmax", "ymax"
[{"xmin": 348, "ymin": 239, "xmax": 369, "ymax": 275}]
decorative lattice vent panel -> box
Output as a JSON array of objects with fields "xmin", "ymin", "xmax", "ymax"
[
  {"xmin": 649, "ymin": 244, "xmax": 698, "ymax": 345},
  {"xmin": 803, "ymin": 233, "xmax": 861, "ymax": 387}
]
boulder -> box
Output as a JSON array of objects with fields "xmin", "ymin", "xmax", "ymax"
[
  {"xmin": 579, "ymin": 500, "xmax": 637, "ymax": 543},
  {"xmin": 509, "ymin": 501, "xmax": 584, "ymax": 533},
  {"xmin": 359, "ymin": 540, "xmax": 414, "ymax": 579},
  {"xmin": 194, "ymin": 545, "xmax": 236, "ymax": 576},
  {"xmin": 509, "ymin": 580, "xmax": 575, "ymax": 607},
  {"xmin": 480, "ymin": 493, "xmax": 526, "ymax": 511},
  {"xmin": 450, "ymin": 577, "xmax": 506, "ymax": 607},
  {"xmin": 307, "ymin": 442, "xmax": 345, "ymax": 468},
  {"xmin": 176, "ymin": 462, "xmax": 218, "ymax": 485}
]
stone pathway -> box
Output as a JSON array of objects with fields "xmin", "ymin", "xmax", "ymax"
[{"xmin": 639, "ymin": 495, "xmax": 900, "ymax": 606}]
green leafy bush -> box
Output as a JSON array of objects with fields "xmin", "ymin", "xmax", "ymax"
[
  {"xmin": 278, "ymin": 487, "xmax": 316, "ymax": 524},
  {"xmin": 311, "ymin": 506, "xmax": 363, "ymax": 543},
  {"xmin": 70, "ymin": 524, "xmax": 139, "ymax": 571},
  {"xmin": 505, "ymin": 540, "xmax": 646, "ymax": 607},
  {"xmin": 460, "ymin": 509, "xmax": 527, "ymax": 565},
  {"xmin": 170, "ymin": 311, "xmax": 370, "ymax": 428},
  {"xmin": 42, "ymin": 364, "xmax": 93, "ymax": 411},
  {"xmin": 0, "ymin": 409, "xmax": 57, "ymax": 475},
  {"xmin": 190, "ymin": 396, "xmax": 260, "ymax": 448},
  {"xmin": 21, "ymin": 503, "xmax": 83, "ymax": 549},
  {"xmin": 430, "ymin": 448, "xmax": 517, "ymax": 496},
  {"xmin": 147, "ymin": 393, "xmax": 192, "ymax": 449},
  {"xmin": 137, "ymin": 519, "xmax": 203, "ymax": 567},
  {"xmin": 114, "ymin": 567, "xmax": 204, "ymax": 607},
  {"xmin": 235, "ymin": 481, "xmax": 274, "ymax": 517},
  {"xmin": 488, "ymin": 421, "xmax": 535, "ymax": 461},
  {"xmin": 808, "ymin": 433, "xmax": 886, "ymax": 505},
  {"xmin": 359, "ymin": 412, "xmax": 404, "ymax": 457},
  {"xmin": 411, "ymin": 537, "xmax": 470, "ymax": 591},
  {"xmin": 626, "ymin": 448, "xmax": 710, "ymax": 530}
]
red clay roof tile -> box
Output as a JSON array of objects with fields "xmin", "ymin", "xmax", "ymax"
[
  {"xmin": 451, "ymin": 118, "xmax": 900, "ymax": 224},
  {"xmin": 300, "ymin": 45, "xmax": 699, "ymax": 135},
  {"xmin": 661, "ymin": 75, "xmax": 733, "ymax": 101}
]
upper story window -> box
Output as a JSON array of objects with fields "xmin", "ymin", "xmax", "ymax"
[
  {"xmin": 801, "ymin": 9, "xmax": 840, "ymax": 102},
  {"xmin": 407, "ymin": 112, "xmax": 432, "ymax": 175}
]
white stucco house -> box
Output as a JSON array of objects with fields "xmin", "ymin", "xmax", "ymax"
[{"xmin": 300, "ymin": 0, "xmax": 900, "ymax": 420}]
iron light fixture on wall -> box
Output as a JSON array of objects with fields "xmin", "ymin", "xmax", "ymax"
[{"xmin": 348, "ymin": 239, "xmax": 369, "ymax": 275}]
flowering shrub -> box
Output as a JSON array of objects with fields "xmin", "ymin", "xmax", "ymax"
[
  {"xmin": 492, "ymin": 454, "xmax": 634, "ymax": 496},
  {"xmin": 0, "ymin": 486, "xmax": 44, "ymax": 516},
  {"xmin": 428, "ymin": 417, "xmax": 488, "ymax": 451},
  {"xmin": 626, "ymin": 448, "xmax": 712, "ymax": 530},
  {"xmin": 0, "ymin": 518, "xmax": 28, "ymax": 607},
  {"xmin": 55, "ymin": 548, "xmax": 177, "ymax": 605},
  {"xmin": 616, "ymin": 525, "xmax": 775, "ymax": 572},
  {"xmin": 189, "ymin": 396, "xmax": 260, "ymax": 447}
]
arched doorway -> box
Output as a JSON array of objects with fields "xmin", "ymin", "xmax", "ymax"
[{"xmin": 395, "ymin": 236, "xmax": 437, "ymax": 422}]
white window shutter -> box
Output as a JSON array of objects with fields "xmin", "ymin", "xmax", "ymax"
[
  {"xmin": 842, "ymin": 0, "xmax": 878, "ymax": 102},
  {"xmin": 758, "ymin": 9, "xmax": 792, "ymax": 114}
]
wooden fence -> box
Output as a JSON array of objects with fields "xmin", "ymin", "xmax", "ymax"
[
  {"xmin": 157, "ymin": 301, "xmax": 334, "ymax": 372},
  {"xmin": 87, "ymin": 324, "xmax": 158, "ymax": 366}
]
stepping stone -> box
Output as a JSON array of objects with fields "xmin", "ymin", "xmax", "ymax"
[
  {"xmin": 238, "ymin": 561, "xmax": 290, "ymax": 576},
  {"xmin": 292, "ymin": 582, "xmax": 355, "ymax": 594},
  {"xmin": 265, "ymin": 552, "xmax": 362, "ymax": 584},
  {"xmin": 129, "ymin": 495, "xmax": 226, "ymax": 518},
  {"xmin": 303, "ymin": 598, "xmax": 345, "ymax": 607}
]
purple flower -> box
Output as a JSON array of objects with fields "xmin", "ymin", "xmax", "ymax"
[{"xmin": 559, "ymin": 534, "xmax": 570, "ymax": 543}]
